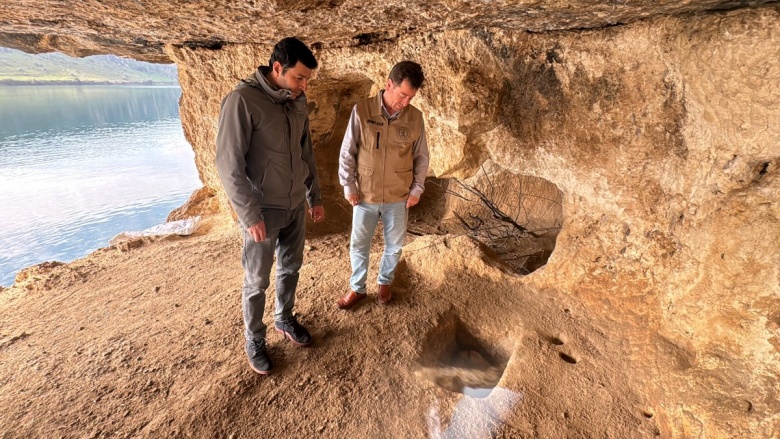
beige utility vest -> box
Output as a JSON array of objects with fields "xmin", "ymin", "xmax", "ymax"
[{"xmin": 355, "ymin": 93, "xmax": 423, "ymax": 204}]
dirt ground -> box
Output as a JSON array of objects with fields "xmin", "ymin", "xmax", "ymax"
[{"xmin": 0, "ymin": 200, "xmax": 659, "ymax": 438}]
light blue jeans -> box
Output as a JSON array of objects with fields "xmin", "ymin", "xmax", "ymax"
[{"xmin": 350, "ymin": 200, "xmax": 408, "ymax": 293}]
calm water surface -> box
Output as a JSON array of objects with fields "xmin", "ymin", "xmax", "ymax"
[{"xmin": 0, "ymin": 86, "xmax": 201, "ymax": 287}]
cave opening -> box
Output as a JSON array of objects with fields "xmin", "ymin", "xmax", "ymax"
[
  {"xmin": 408, "ymin": 164, "xmax": 563, "ymax": 275},
  {"xmin": 0, "ymin": 47, "xmax": 198, "ymax": 287}
]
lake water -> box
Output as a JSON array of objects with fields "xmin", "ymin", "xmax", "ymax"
[{"xmin": 0, "ymin": 86, "xmax": 201, "ymax": 287}]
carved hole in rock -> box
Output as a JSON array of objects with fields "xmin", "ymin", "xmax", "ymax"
[
  {"xmin": 308, "ymin": 74, "xmax": 375, "ymax": 193},
  {"xmin": 409, "ymin": 163, "xmax": 563, "ymax": 274},
  {"xmin": 559, "ymin": 352, "xmax": 578, "ymax": 364},
  {"xmin": 755, "ymin": 161, "xmax": 769, "ymax": 178},
  {"xmin": 416, "ymin": 313, "xmax": 509, "ymax": 398},
  {"xmin": 545, "ymin": 335, "xmax": 565, "ymax": 346},
  {"xmin": 306, "ymin": 74, "xmax": 375, "ymax": 233}
]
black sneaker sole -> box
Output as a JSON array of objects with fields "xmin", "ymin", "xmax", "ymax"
[
  {"xmin": 247, "ymin": 359, "xmax": 272, "ymax": 375},
  {"xmin": 275, "ymin": 328, "xmax": 313, "ymax": 347}
]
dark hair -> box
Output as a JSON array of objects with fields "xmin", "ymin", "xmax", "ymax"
[
  {"xmin": 268, "ymin": 37, "xmax": 318, "ymax": 72},
  {"xmin": 388, "ymin": 61, "xmax": 425, "ymax": 89}
]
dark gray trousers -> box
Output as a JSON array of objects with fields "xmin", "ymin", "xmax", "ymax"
[{"xmin": 241, "ymin": 203, "xmax": 306, "ymax": 341}]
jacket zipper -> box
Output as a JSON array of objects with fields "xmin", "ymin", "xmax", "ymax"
[
  {"xmin": 381, "ymin": 125, "xmax": 387, "ymax": 202},
  {"xmin": 286, "ymin": 106, "xmax": 293, "ymax": 209}
]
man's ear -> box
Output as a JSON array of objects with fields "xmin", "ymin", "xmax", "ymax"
[
  {"xmin": 385, "ymin": 78, "xmax": 393, "ymax": 90},
  {"xmin": 272, "ymin": 61, "xmax": 283, "ymax": 77}
]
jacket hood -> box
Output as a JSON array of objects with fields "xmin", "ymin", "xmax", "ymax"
[{"xmin": 240, "ymin": 66, "xmax": 306, "ymax": 104}]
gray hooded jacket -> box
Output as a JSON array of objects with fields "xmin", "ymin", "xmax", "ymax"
[{"xmin": 215, "ymin": 67, "xmax": 322, "ymax": 228}]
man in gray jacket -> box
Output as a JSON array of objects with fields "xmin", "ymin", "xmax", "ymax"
[{"xmin": 216, "ymin": 37, "xmax": 325, "ymax": 375}]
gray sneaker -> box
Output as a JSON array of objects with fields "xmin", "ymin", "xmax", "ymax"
[
  {"xmin": 245, "ymin": 338, "xmax": 273, "ymax": 375},
  {"xmin": 274, "ymin": 316, "xmax": 313, "ymax": 347}
]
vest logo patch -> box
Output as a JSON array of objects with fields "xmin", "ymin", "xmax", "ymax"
[
  {"xmin": 367, "ymin": 119, "xmax": 384, "ymax": 126},
  {"xmin": 396, "ymin": 126, "xmax": 411, "ymax": 141}
]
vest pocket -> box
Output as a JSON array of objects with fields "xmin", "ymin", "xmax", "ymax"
[
  {"xmin": 357, "ymin": 165, "xmax": 374, "ymax": 196},
  {"xmin": 391, "ymin": 167, "xmax": 413, "ymax": 199}
]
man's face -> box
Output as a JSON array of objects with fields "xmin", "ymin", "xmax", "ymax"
[
  {"xmin": 383, "ymin": 78, "xmax": 418, "ymax": 114},
  {"xmin": 271, "ymin": 61, "xmax": 313, "ymax": 99}
]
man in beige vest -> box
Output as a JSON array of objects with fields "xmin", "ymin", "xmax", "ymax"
[{"xmin": 336, "ymin": 61, "xmax": 429, "ymax": 309}]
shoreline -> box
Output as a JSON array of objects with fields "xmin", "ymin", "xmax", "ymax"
[{"xmin": 0, "ymin": 80, "xmax": 178, "ymax": 86}]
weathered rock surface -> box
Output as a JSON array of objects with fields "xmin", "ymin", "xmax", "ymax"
[
  {"xmin": 1, "ymin": 1, "xmax": 777, "ymax": 62},
  {"xmin": 1, "ymin": 2, "xmax": 779, "ymax": 438},
  {"xmin": 166, "ymin": 187, "xmax": 220, "ymax": 222},
  {"xmin": 170, "ymin": 8, "xmax": 780, "ymax": 435}
]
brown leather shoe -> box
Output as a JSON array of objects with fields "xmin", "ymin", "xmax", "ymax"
[
  {"xmin": 337, "ymin": 291, "xmax": 367, "ymax": 309},
  {"xmin": 377, "ymin": 284, "xmax": 391, "ymax": 305}
]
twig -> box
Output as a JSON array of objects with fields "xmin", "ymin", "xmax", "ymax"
[{"xmin": 454, "ymin": 179, "xmax": 541, "ymax": 238}]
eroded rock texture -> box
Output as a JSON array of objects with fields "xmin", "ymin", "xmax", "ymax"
[
  {"xmin": 168, "ymin": 8, "xmax": 780, "ymax": 436},
  {"xmin": 2, "ymin": 1, "xmax": 779, "ymax": 437},
  {"xmin": 1, "ymin": 1, "xmax": 777, "ymax": 62}
]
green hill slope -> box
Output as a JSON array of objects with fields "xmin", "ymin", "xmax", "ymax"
[{"xmin": 0, "ymin": 48, "xmax": 178, "ymax": 85}]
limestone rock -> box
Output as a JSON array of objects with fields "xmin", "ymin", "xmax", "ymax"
[
  {"xmin": 172, "ymin": 9, "xmax": 780, "ymax": 436},
  {"xmin": 2, "ymin": 1, "xmax": 777, "ymax": 62},
  {"xmin": 166, "ymin": 187, "xmax": 219, "ymax": 222},
  {"xmin": 14, "ymin": 261, "xmax": 65, "ymax": 285},
  {"xmin": 0, "ymin": 2, "xmax": 778, "ymax": 438}
]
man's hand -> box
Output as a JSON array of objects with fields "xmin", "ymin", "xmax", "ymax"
[
  {"xmin": 406, "ymin": 195, "xmax": 420, "ymax": 208},
  {"xmin": 309, "ymin": 205, "xmax": 325, "ymax": 222},
  {"xmin": 347, "ymin": 193, "xmax": 360, "ymax": 206},
  {"xmin": 247, "ymin": 221, "xmax": 267, "ymax": 242}
]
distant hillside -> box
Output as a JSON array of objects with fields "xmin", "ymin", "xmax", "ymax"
[{"xmin": 0, "ymin": 47, "xmax": 178, "ymax": 85}]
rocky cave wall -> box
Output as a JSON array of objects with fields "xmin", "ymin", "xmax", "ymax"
[
  {"xmin": 168, "ymin": 7, "xmax": 780, "ymax": 437},
  {"xmin": 1, "ymin": 2, "xmax": 778, "ymax": 437},
  {"xmin": 2, "ymin": 1, "xmax": 777, "ymax": 63}
]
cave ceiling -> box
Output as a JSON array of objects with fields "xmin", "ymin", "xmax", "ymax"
[{"xmin": 0, "ymin": 0, "xmax": 777, "ymax": 62}]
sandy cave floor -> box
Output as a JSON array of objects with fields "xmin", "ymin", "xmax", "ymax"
[{"xmin": 0, "ymin": 204, "xmax": 660, "ymax": 438}]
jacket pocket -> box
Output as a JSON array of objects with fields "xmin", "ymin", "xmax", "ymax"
[{"xmin": 254, "ymin": 156, "xmax": 272, "ymax": 196}]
